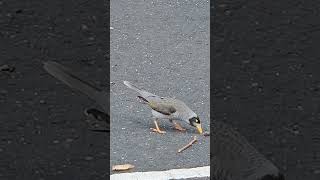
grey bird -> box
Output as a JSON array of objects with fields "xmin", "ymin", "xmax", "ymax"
[
  {"xmin": 212, "ymin": 121, "xmax": 285, "ymax": 180},
  {"xmin": 43, "ymin": 61, "xmax": 110, "ymax": 132},
  {"xmin": 123, "ymin": 81, "xmax": 203, "ymax": 134}
]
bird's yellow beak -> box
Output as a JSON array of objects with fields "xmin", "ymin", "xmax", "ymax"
[{"xmin": 195, "ymin": 123, "xmax": 203, "ymax": 134}]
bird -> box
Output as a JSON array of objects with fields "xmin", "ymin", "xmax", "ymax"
[
  {"xmin": 211, "ymin": 120, "xmax": 285, "ymax": 180},
  {"xmin": 123, "ymin": 80, "xmax": 203, "ymax": 134},
  {"xmin": 43, "ymin": 61, "xmax": 110, "ymax": 132}
]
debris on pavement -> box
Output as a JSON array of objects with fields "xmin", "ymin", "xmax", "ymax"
[
  {"xmin": 0, "ymin": 64, "xmax": 15, "ymax": 72},
  {"xmin": 203, "ymin": 131, "xmax": 210, "ymax": 137},
  {"xmin": 178, "ymin": 136, "xmax": 197, "ymax": 153},
  {"xmin": 112, "ymin": 164, "xmax": 135, "ymax": 171}
]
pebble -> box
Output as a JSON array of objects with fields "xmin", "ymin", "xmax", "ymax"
[
  {"xmin": 314, "ymin": 169, "xmax": 320, "ymax": 174},
  {"xmin": 0, "ymin": 64, "xmax": 15, "ymax": 72},
  {"xmin": 84, "ymin": 156, "xmax": 93, "ymax": 161},
  {"xmin": 251, "ymin": 82, "xmax": 258, "ymax": 87},
  {"xmin": 65, "ymin": 138, "xmax": 73, "ymax": 143},
  {"xmin": 81, "ymin": 24, "xmax": 88, "ymax": 30},
  {"xmin": 0, "ymin": 89, "xmax": 7, "ymax": 94}
]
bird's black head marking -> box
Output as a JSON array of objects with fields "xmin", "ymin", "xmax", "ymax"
[{"xmin": 189, "ymin": 116, "xmax": 200, "ymax": 126}]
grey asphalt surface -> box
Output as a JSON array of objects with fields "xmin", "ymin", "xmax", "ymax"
[{"xmin": 110, "ymin": 0, "xmax": 210, "ymax": 174}]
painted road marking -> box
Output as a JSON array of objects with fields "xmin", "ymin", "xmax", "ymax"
[{"xmin": 110, "ymin": 166, "xmax": 210, "ymax": 180}]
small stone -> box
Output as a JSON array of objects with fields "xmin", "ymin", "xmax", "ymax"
[
  {"xmin": 110, "ymin": 27, "xmax": 114, "ymax": 30},
  {"xmin": 251, "ymin": 82, "xmax": 258, "ymax": 87},
  {"xmin": 81, "ymin": 24, "xmax": 88, "ymax": 30},
  {"xmin": 99, "ymin": 152, "xmax": 107, "ymax": 156},
  {"xmin": 314, "ymin": 169, "xmax": 320, "ymax": 174},
  {"xmin": 0, "ymin": 64, "xmax": 15, "ymax": 72},
  {"xmin": 84, "ymin": 156, "xmax": 93, "ymax": 161},
  {"xmin": 66, "ymin": 138, "xmax": 73, "ymax": 143},
  {"xmin": 242, "ymin": 60, "xmax": 250, "ymax": 64},
  {"xmin": 53, "ymin": 140, "xmax": 59, "ymax": 144},
  {"xmin": 225, "ymin": 10, "xmax": 231, "ymax": 15},
  {"xmin": 0, "ymin": 89, "xmax": 7, "ymax": 94},
  {"xmin": 293, "ymin": 130, "xmax": 300, "ymax": 135},
  {"xmin": 218, "ymin": 4, "xmax": 227, "ymax": 8},
  {"xmin": 39, "ymin": 100, "xmax": 45, "ymax": 104}
]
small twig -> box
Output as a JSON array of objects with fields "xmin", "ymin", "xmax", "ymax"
[{"xmin": 178, "ymin": 136, "xmax": 197, "ymax": 153}]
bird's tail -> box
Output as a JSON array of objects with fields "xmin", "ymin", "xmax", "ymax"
[
  {"xmin": 123, "ymin": 81, "xmax": 143, "ymax": 93},
  {"xmin": 123, "ymin": 81, "xmax": 157, "ymax": 99},
  {"xmin": 43, "ymin": 61, "xmax": 106, "ymax": 107}
]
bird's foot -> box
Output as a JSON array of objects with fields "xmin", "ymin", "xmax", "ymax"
[{"xmin": 150, "ymin": 128, "xmax": 166, "ymax": 134}]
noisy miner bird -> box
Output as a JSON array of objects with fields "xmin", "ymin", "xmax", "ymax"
[
  {"xmin": 123, "ymin": 81, "xmax": 203, "ymax": 134},
  {"xmin": 212, "ymin": 120, "xmax": 285, "ymax": 180},
  {"xmin": 43, "ymin": 61, "xmax": 110, "ymax": 132}
]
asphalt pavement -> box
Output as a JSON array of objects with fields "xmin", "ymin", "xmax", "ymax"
[{"xmin": 110, "ymin": 0, "xmax": 210, "ymax": 174}]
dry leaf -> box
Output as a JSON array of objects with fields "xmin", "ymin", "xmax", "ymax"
[{"xmin": 112, "ymin": 164, "xmax": 135, "ymax": 171}]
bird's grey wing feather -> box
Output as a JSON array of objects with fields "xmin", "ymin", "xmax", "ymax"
[
  {"xmin": 212, "ymin": 121, "xmax": 283, "ymax": 180},
  {"xmin": 43, "ymin": 61, "xmax": 109, "ymax": 114},
  {"xmin": 147, "ymin": 98, "xmax": 177, "ymax": 116},
  {"xmin": 123, "ymin": 81, "xmax": 177, "ymax": 116}
]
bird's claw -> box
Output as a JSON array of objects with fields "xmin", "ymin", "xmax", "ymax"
[{"xmin": 150, "ymin": 128, "xmax": 166, "ymax": 134}]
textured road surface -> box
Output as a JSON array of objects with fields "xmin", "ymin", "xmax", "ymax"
[{"xmin": 110, "ymin": 0, "xmax": 210, "ymax": 174}]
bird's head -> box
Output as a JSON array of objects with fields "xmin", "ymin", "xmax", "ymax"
[{"xmin": 189, "ymin": 116, "xmax": 203, "ymax": 134}]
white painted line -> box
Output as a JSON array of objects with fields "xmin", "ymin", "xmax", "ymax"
[{"xmin": 110, "ymin": 166, "xmax": 210, "ymax": 180}]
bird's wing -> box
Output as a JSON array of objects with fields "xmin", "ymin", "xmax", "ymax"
[
  {"xmin": 147, "ymin": 98, "xmax": 177, "ymax": 116},
  {"xmin": 43, "ymin": 61, "xmax": 109, "ymax": 114},
  {"xmin": 123, "ymin": 81, "xmax": 178, "ymax": 116},
  {"xmin": 212, "ymin": 121, "xmax": 283, "ymax": 180}
]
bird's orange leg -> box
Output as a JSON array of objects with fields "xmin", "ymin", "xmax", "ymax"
[{"xmin": 150, "ymin": 119, "xmax": 166, "ymax": 134}]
